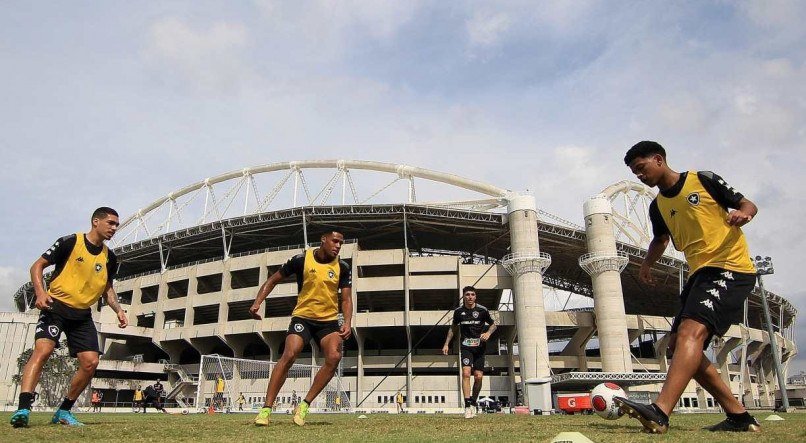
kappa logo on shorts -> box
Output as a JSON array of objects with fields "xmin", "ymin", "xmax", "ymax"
[
  {"xmin": 707, "ymin": 288, "xmax": 721, "ymax": 300},
  {"xmin": 715, "ymin": 279, "xmax": 727, "ymax": 289},
  {"xmin": 472, "ymin": 311, "xmax": 479, "ymax": 318},
  {"xmin": 700, "ymin": 299, "xmax": 714, "ymax": 311},
  {"xmin": 721, "ymin": 271, "xmax": 734, "ymax": 280},
  {"xmin": 687, "ymin": 192, "xmax": 700, "ymax": 206},
  {"xmin": 294, "ymin": 323, "xmax": 304, "ymax": 332},
  {"xmin": 328, "ymin": 270, "xmax": 336, "ymax": 279},
  {"xmin": 462, "ymin": 358, "xmax": 471, "ymax": 366},
  {"xmin": 48, "ymin": 325, "xmax": 60, "ymax": 337}
]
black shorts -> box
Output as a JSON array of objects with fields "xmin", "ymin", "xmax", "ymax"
[
  {"xmin": 34, "ymin": 300, "xmax": 100, "ymax": 357},
  {"xmin": 287, "ymin": 316, "xmax": 340, "ymax": 345},
  {"xmin": 460, "ymin": 346, "xmax": 485, "ymax": 371},
  {"xmin": 671, "ymin": 267, "xmax": 756, "ymax": 349}
]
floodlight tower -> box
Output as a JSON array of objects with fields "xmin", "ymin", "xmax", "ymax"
[{"xmin": 753, "ymin": 255, "xmax": 790, "ymax": 411}]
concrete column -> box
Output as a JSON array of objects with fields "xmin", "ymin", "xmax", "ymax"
[
  {"xmin": 403, "ymin": 247, "xmax": 413, "ymax": 408},
  {"xmin": 218, "ymin": 262, "xmax": 232, "ymax": 329},
  {"xmin": 506, "ymin": 329, "xmax": 518, "ymax": 406},
  {"xmin": 354, "ymin": 330, "xmax": 365, "ymax": 407},
  {"xmin": 714, "ymin": 337, "xmax": 741, "ymax": 390},
  {"xmin": 505, "ymin": 194, "xmax": 551, "ymax": 380},
  {"xmin": 581, "ymin": 195, "xmax": 632, "ymax": 372}
]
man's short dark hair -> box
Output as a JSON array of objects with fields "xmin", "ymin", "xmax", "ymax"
[
  {"xmin": 91, "ymin": 207, "xmax": 118, "ymax": 221},
  {"xmin": 462, "ymin": 286, "xmax": 476, "ymax": 295},
  {"xmin": 624, "ymin": 141, "xmax": 666, "ymax": 165},
  {"xmin": 321, "ymin": 230, "xmax": 344, "ymax": 238}
]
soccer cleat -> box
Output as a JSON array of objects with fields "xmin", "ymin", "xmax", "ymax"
[
  {"xmin": 463, "ymin": 407, "xmax": 473, "ymax": 419},
  {"xmin": 10, "ymin": 409, "xmax": 30, "ymax": 428},
  {"xmin": 51, "ymin": 409, "xmax": 84, "ymax": 426},
  {"xmin": 253, "ymin": 407, "xmax": 271, "ymax": 426},
  {"xmin": 613, "ymin": 397, "xmax": 668, "ymax": 434},
  {"xmin": 293, "ymin": 402, "xmax": 309, "ymax": 426},
  {"xmin": 704, "ymin": 416, "xmax": 761, "ymax": 432}
]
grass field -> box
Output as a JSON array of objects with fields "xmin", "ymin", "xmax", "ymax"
[{"xmin": 2, "ymin": 410, "xmax": 805, "ymax": 443}]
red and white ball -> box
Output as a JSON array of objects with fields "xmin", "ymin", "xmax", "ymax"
[{"xmin": 589, "ymin": 382, "xmax": 626, "ymax": 420}]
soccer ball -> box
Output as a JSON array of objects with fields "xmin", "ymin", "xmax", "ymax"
[{"xmin": 589, "ymin": 382, "xmax": 626, "ymax": 420}]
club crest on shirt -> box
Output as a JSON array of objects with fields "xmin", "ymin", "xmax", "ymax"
[
  {"xmin": 472, "ymin": 311, "xmax": 479, "ymax": 318},
  {"xmin": 462, "ymin": 358, "xmax": 470, "ymax": 366},
  {"xmin": 328, "ymin": 270, "xmax": 336, "ymax": 279},
  {"xmin": 95, "ymin": 263, "xmax": 103, "ymax": 272},
  {"xmin": 687, "ymin": 192, "xmax": 700, "ymax": 206}
]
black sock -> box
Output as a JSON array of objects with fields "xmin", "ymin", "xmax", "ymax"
[
  {"xmin": 650, "ymin": 403, "xmax": 669, "ymax": 424},
  {"xmin": 19, "ymin": 392, "xmax": 35, "ymax": 410},
  {"xmin": 464, "ymin": 398, "xmax": 472, "ymax": 408},
  {"xmin": 727, "ymin": 411, "xmax": 753, "ymax": 423},
  {"xmin": 59, "ymin": 397, "xmax": 76, "ymax": 411},
  {"xmin": 302, "ymin": 399, "xmax": 310, "ymax": 406}
]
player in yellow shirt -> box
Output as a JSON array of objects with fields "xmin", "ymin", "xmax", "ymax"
[
  {"xmin": 10, "ymin": 207, "xmax": 128, "ymax": 428},
  {"xmin": 615, "ymin": 142, "xmax": 760, "ymax": 434},
  {"xmin": 250, "ymin": 231, "xmax": 352, "ymax": 426},
  {"xmin": 133, "ymin": 386, "xmax": 144, "ymax": 413},
  {"xmin": 214, "ymin": 376, "xmax": 225, "ymax": 410}
]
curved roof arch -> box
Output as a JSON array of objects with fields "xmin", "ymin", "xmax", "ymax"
[{"xmin": 114, "ymin": 160, "xmax": 514, "ymax": 247}]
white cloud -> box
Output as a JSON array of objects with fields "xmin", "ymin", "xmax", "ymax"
[
  {"xmin": 466, "ymin": 11, "xmax": 511, "ymax": 48},
  {"xmin": 142, "ymin": 18, "xmax": 252, "ymax": 94},
  {"xmin": 739, "ymin": 0, "xmax": 804, "ymax": 28}
]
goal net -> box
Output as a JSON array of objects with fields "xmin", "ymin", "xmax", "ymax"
[{"xmin": 196, "ymin": 354, "xmax": 351, "ymax": 413}]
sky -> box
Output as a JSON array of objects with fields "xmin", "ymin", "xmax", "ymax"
[{"xmin": 1, "ymin": 1, "xmax": 805, "ymax": 371}]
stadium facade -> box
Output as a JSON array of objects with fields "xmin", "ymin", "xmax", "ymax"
[{"xmin": 4, "ymin": 161, "xmax": 799, "ymax": 412}]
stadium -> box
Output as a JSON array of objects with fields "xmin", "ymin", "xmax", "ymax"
[{"xmin": 2, "ymin": 160, "xmax": 799, "ymax": 415}]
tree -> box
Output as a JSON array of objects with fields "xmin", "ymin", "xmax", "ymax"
[{"xmin": 12, "ymin": 341, "xmax": 77, "ymax": 407}]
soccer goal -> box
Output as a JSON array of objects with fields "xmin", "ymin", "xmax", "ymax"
[{"xmin": 196, "ymin": 354, "xmax": 351, "ymax": 413}]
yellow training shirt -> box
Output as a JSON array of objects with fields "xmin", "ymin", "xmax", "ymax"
[
  {"xmin": 48, "ymin": 232, "xmax": 110, "ymax": 309},
  {"xmin": 656, "ymin": 172, "xmax": 755, "ymax": 274}
]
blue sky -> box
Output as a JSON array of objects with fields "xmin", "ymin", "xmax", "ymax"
[{"xmin": 1, "ymin": 1, "xmax": 805, "ymax": 371}]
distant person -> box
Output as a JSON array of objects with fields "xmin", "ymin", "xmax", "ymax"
[
  {"xmin": 10, "ymin": 207, "xmax": 127, "ymax": 428},
  {"xmin": 133, "ymin": 386, "xmax": 144, "ymax": 413},
  {"xmin": 291, "ymin": 390, "xmax": 299, "ymax": 409},
  {"xmin": 615, "ymin": 141, "xmax": 761, "ymax": 434},
  {"xmin": 236, "ymin": 393, "xmax": 245, "ymax": 411},
  {"xmin": 91, "ymin": 390, "xmax": 102, "ymax": 412},
  {"xmin": 143, "ymin": 383, "xmax": 166, "ymax": 413},
  {"xmin": 214, "ymin": 376, "xmax": 225, "ymax": 410},
  {"xmin": 395, "ymin": 391, "xmax": 404, "ymax": 413}
]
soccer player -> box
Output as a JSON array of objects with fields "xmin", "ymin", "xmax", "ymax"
[
  {"xmin": 442, "ymin": 286, "xmax": 496, "ymax": 419},
  {"xmin": 10, "ymin": 207, "xmax": 128, "ymax": 428},
  {"xmin": 133, "ymin": 386, "xmax": 144, "ymax": 413},
  {"xmin": 615, "ymin": 141, "xmax": 761, "ymax": 433},
  {"xmin": 214, "ymin": 375, "xmax": 225, "ymax": 410},
  {"xmin": 395, "ymin": 391, "xmax": 404, "ymax": 413},
  {"xmin": 249, "ymin": 231, "xmax": 352, "ymax": 426},
  {"xmin": 236, "ymin": 392, "xmax": 246, "ymax": 411}
]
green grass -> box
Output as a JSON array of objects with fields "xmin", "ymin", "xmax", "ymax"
[{"xmin": 2, "ymin": 410, "xmax": 805, "ymax": 443}]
